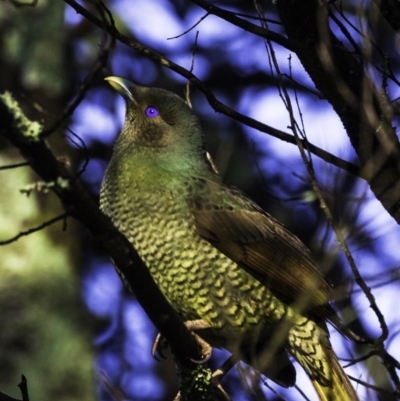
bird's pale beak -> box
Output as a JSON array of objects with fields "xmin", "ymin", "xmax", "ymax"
[{"xmin": 105, "ymin": 76, "xmax": 135, "ymax": 102}]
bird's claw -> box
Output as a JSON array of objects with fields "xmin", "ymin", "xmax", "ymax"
[
  {"xmin": 152, "ymin": 319, "xmax": 214, "ymax": 363},
  {"xmin": 190, "ymin": 332, "xmax": 213, "ymax": 364},
  {"xmin": 151, "ymin": 333, "xmax": 169, "ymax": 361}
]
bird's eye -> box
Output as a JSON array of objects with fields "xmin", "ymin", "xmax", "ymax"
[{"xmin": 145, "ymin": 106, "xmax": 159, "ymax": 118}]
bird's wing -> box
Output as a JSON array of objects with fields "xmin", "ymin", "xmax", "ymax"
[{"xmin": 187, "ymin": 177, "xmax": 335, "ymax": 321}]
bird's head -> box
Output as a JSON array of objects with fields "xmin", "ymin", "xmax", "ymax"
[{"xmin": 105, "ymin": 76, "xmax": 210, "ymax": 173}]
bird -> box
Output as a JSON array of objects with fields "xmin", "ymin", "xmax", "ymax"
[{"xmin": 100, "ymin": 76, "xmax": 360, "ymax": 401}]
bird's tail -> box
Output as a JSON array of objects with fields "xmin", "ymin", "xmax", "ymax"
[
  {"xmin": 288, "ymin": 317, "xmax": 359, "ymax": 401},
  {"xmin": 311, "ymin": 345, "xmax": 359, "ymax": 401}
]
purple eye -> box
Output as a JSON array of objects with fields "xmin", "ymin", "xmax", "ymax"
[{"xmin": 145, "ymin": 106, "xmax": 159, "ymax": 118}]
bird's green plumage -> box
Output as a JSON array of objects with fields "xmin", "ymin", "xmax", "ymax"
[{"xmin": 100, "ymin": 77, "xmax": 359, "ymax": 400}]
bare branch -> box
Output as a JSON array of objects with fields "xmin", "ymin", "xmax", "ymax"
[
  {"xmin": 190, "ymin": 0, "xmax": 292, "ymax": 50},
  {"xmin": 0, "ymin": 375, "xmax": 29, "ymax": 401},
  {"xmin": 0, "ymin": 161, "xmax": 30, "ymax": 170},
  {"xmin": 348, "ymin": 375, "xmax": 395, "ymax": 395},
  {"xmin": 185, "ymin": 31, "xmax": 199, "ymax": 108},
  {"xmin": 0, "ymin": 213, "xmax": 68, "ymax": 246},
  {"xmin": 61, "ymin": 0, "xmax": 361, "ymax": 178},
  {"xmin": 168, "ymin": 12, "xmax": 209, "ymax": 40}
]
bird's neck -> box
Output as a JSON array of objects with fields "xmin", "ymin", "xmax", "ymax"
[{"xmin": 109, "ymin": 142, "xmax": 217, "ymax": 190}]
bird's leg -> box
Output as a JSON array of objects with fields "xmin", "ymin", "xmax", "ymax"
[
  {"xmin": 184, "ymin": 319, "xmax": 213, "ymax": 363},
  {"xmin": 152, "ymin": 319, "xmax": 213, "ymax": 363},
  {"xmin": 211, "ymin": 356, "xmax": 237, "ymax": 400},
  {"xmin": 153, "ymin": 319, "xmax": 235, "ymax": 401}
]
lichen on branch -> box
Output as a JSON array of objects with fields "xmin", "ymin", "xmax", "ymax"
[{"xmin": 0, "ymin": 92, "xmax": 43, "ymax": 142}]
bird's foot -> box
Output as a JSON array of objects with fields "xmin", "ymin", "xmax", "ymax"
[
  {"xmin": 184, "ymin": 319, "xmax": 213, "ymax": 364},
  {"xmin": 152, "ymin": 319, "xmax": 213, "ymax": 363}
]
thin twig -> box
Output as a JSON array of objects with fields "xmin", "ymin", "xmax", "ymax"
[
  {"xmin": 342, "ymin": 350, "xmax": 378, "ymax": 368},
  {"xmin": 66, "ymin": 127, "xmax": 89, "ymax": 177},
  {"xmin": 328, "ymin": 9, "xmax": 361, "ymax": 54},
  {"xmin": 0, "ymin": 161, "xmax": 30, "ymax": 170},
  {"xmin": 168, "ymin": 13, "xmax": 209, "ymax": 40},
  {"xmin": 190, "ymin": 0, "xmax": 292, "ymax": 50},
  {"xmin": 231, "ymin": 12, "xmax": 281, "ymax": 25},
  {"xmin": 0, "ymin": 213, "xmax": 68, "ymax": 246},
  {"xmin": 17, "ymin": 376, "xmax": 29, "ymax": 401},
  {"xmin": 281, "ymin": 73, "xmax": 324, "ymax": 99},
  {"xmin": 293, "ymin": 384, "xmax": 313, "ymax": 401},
  {"xmin": 185, "ymin": 31, "xmax": 199, "ymax": 108},
  {"xmin": 347, "ymin": 375, "xmax": 395, "ymax": 395},
  {"xmin": 332, "ymin": 2, "xmax": 400, "ymax": 88}
]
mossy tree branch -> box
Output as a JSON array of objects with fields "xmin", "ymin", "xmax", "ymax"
[{"xmin": 0, "ymin": 92, "xmax": 222, "ymax": 401}]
